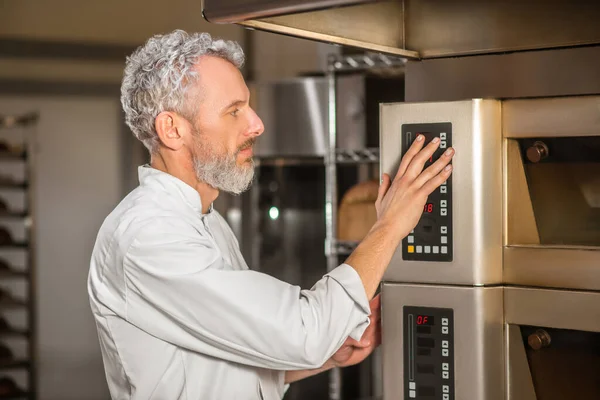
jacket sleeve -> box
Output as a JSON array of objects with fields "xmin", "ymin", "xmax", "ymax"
[{"xmin": 122, "ymin": 217, "xmax": 371, "ymax": 370}]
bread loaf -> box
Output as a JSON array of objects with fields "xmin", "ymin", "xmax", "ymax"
[{"xmin": 337, "ymin": 180, "xmax": 379, "ymax": 242}]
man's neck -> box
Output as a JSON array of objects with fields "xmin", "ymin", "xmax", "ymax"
[{"xmin": 150, "ymin": 155, "xmax": 218, "ymax": 214}]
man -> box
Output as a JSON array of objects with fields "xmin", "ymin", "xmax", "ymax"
[{"xmin": 88, "ymin": 30, "xmax": 454, "ymax": 400}]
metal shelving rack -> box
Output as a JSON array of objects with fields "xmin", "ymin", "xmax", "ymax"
[
  {"xmin": 324, "ymin": 53, "xmax": 406, "ymax": 400},
  {"xmin": 0, "ymin": 112, "xmax": 38, "ymax": 400}
]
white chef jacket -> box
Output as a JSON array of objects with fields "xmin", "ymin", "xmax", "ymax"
[{"xmin": 88, "ymin": 165, "xmax": 371, "ymax": 400}]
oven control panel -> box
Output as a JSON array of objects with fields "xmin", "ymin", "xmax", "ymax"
[
  {"xmin": 404, "ymin": 306, "xmax": 455, "ymax": 400},
  {"xmin": 401, "ymin": 123, "xmax": 453, "ymax": 262}
]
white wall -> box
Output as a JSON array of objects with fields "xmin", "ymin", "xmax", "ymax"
[
  {"xmin": 0, "ymin": 0, "xmax": 242, "ymax": 45},
  {"xmin": 0, "ymin": 95, "xmax": 122, "ymax": 399}
]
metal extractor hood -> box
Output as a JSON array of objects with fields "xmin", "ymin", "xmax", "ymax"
[{"xmin": 202, "ymin": 0, "xmax": 600, "ymax": 59}]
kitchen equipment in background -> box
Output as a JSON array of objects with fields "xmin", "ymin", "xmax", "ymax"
[
  {"xmin": 380, "ymin": 96, "xmax": 600, "ymax": 400},
  {"xmin": 249, "ymin": 74, "xmax": 366, "ymax": 158},
  {"xmin": 0, "ymin": 112, "xmax": 37, "ymax": 399}
]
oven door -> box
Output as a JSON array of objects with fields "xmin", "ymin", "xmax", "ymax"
[
  {"xmin": 503, "ymin": 96, "xmax": 600, "ymax": 290},
  {"xmin": 505, "ymin": 287, "xmax": 600, "ymax": 400}
]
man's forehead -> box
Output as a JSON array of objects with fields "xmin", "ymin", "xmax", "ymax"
[{"xmin": 194, "ymin": 56, "xmax": 248, "ymax": 103}]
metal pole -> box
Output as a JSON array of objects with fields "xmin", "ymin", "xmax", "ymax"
[{"xmin": 325, "ymin": 54, "xmax": 342, "ymax": 400}]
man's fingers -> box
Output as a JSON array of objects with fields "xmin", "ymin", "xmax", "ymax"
[
  {"xmin": 402, "ymin": 138, "xmax": 442, "ymax": 181},
  {"xmin": 413, "ymin": 147, "xmax": 454, "ymax": 189},
  {"xmin": 370, "ymin": 293, "xmax": 381, "ymax": 311},
  {"xmin": 375, "ymin": 174, "xmax": 392, "ymax": 213},
  {"xmin": 419, "ymin": 164, "xmax": 453, "ymax": 196},
  {"xmin": 375, "ymin": 324, "xmax": 382, "ymax": 347},
  {"xmin": 394, "ymin": 134, "xmax": 425, "ymax": 181},
  {"xmin": 348, "ymin": 336, "xmax": 371, "ymax": 348}
]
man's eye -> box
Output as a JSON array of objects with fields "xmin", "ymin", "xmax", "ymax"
[{"xmin": 231, "ymin": 109, "xmax": 240, "ymax": 117}]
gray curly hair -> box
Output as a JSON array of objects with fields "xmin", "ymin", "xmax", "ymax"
[{"xmin": 121, "ymin": 30, "xmax": 245, "ymax": 153}]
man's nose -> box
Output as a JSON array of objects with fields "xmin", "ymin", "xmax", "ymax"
[{"xmin": 247, "ymin": 107, "xmax": 264, "ymax": 137}]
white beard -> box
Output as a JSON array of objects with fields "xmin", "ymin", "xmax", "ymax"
[{"xmin": 192, "ymin": 136, "xmax": 255, "ymax": 195}]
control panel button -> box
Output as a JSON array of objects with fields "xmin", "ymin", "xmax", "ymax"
[
  {"xmin": 442, "ymin": 326, "xmax": 449, "ymax": 334},
  {"xmin": 409, "ymin": 382, "xmax": 416, "ymax": 390},
  {"xmin": 443, "ymin": 363, "xmax": 449, "ymax": 371},
  {"xmin": 442, "ymin": 349, "xmax": 449, "ymax": 357},
  {"xmin": 441, "ymin": 200, "xmax": 447, "ymax": 207},
  {"xmin": 443, "ymin": 395, "xmax": 450, "ymax": 400},
  {"xmin": 441, "ymin": 208, "xmax": 448, "ymax": 216},
  {"xmin": 442, "ymin": 318, "xmax": 449, "ymax": 326},
  {"xmin": 440, "ymin": 141, "xmax": 447, "ymax": 149},
  {"xmin": 440, "ymin": 132, "xmax": 447, "ymax": 140},
  {"xmin": 440, "ymin": 186, "xmax": 447, "ymax": 193},
  {"xmin": 433, "ymin": 246, "xmax": 440, "ymax": 254},
  {"xmin": 441, "ymin": 236, "xmax": 448, "ymax": 244},
  {"xmin": 443, "ymin": 385, "xmax": 450, "ymax": 393},
  {"xmin": 442, "ymin": 340, "xmax": 449, "ymax": 348},
  {"xmin": 441, "ymin": 226, "xmax": 448, "ymax": 234},
  {"xmin": 409, "ymin": 390, "xmax": 416, "ymax": 398},
  {"xmin": 408, "ymin": 236, "xmax": 414, "ymax": 244},
  {"xmin": 416, "ymin": 246, "xmax": 423, "ymax": 253},
  {"xmin": 424, "ymin": 246, "xmax": 431, "ymax": 254},
  {"xmin": 408, "ymin": 245, "xmax": 415, "ymax": 253},
  {"xmin": 442, "ymin": 246, "xmax": 448, "ymax": 254},
  {"xmin": 443, "ymin": 371, "xmax": 449, "ymax": 379}
]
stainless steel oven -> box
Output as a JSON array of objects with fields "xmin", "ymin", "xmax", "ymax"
[{"xmin": 380, "ymin": 96, "xmax": 600, "ymax": 400}]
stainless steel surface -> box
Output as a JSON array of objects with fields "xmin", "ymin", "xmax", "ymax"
[
  {"xmin": 250, "ymin": 77, "xmax": 326, "ymax": 157},
  {"xmin": 335, "ymin": 74, "xmax": 366, "ymax": 151},
  {"xmin": 526, "ymin": 141, "xmax": 549, "ymax": 164},
  {"xmin": 505, "ymin": 287, "xmax": 600, "ymax": 333},
  {"xmin": 329, "ymin": 53, "xmax": 406, "ymax": 73},
  {"xmin": 405, "ymin": 46, "xmax": 600, "ymax": 102},
  {"xmin": 380, "ymin": 99, "xmax": 503, "ymax": 285},
  {"xmin": 202, "ymin": 0, "xmax": 373, "ymax": 24},
  {"xmin": 324, "ymin": 55, "xmax": 340, "ymax": 400},
  {"xmin": 335, "ymin": 148, "xmax": 379, "ymax": 164},
  {"xmin": 506, "ymin": 324, "xmax": 537, "ymax": 400},
  {"xmin": 250, "ymin": 76, "xmax": 363, "ymax": 158},
  {"xmin": 324, "ymin": 59, "xmax": 338, "ymax": 268},
  {"xmin": 527, "ymin": 329, "xmax": 551, "ymax": 351},
  {"xmin": 404, "ymin": 0, "xmax": 600, "ymax": 58},
  {"xmin": 504, "ymin": 247, "xmax": 600, "ymax": 291},
  {"xmin": 250, "ymin": 75, "xmax": 366, "ymax": 158},
  {"xmin": 238, "ymin": 2, "xmax": 417, "ymax": 59},
  {"xmin": 204, "ymin": 0, "xmax": 600, "ymax": 58},
  {"xmin": 503, "ymin": 96, "xmax": 600, "ymax": 138},
  {"xmin": 504, "ymin": 139, "xmax": 539, "ymax": 246},
  {"xmin": 238, "ymin": 2, "xmax": 416, "ymax": 58},
  {"xmin": 381, "ymin": 283, "xmax": 505, "ymax": 400}
]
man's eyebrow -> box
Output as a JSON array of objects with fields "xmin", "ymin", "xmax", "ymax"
[{"xmin": 221, "ymin": 99, "xmax": 246, "ymax": 113}]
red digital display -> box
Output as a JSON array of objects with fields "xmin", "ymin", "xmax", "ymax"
[
  {"xmin": 424, "ymin": 203, "xmax": 434, "ymax": 213},
  {"xmin": 416, "ymin": 315, "xmax": 435, "ymax": 326}
]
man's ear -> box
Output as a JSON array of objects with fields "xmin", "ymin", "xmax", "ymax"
[{"xmin": 155, "ymin": 111, "xmax": 186, "ymax": 151}]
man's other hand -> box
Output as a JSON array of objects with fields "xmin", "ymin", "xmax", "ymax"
[{"xmin": 331, "ymin": 294, "xmax": 381, "ymax": 367}]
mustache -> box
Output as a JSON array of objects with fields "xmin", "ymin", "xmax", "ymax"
[{"xmin": 236, "ymin": 138, "xmax": 256, "ymax": 153}]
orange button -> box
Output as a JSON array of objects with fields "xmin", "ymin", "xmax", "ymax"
[{"xmin": 408, "ymin": 245, "xmax": 415, "ymax": 253}]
